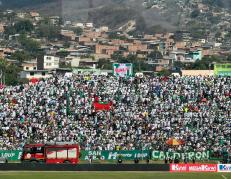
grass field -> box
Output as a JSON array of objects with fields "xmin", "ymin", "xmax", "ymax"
[{"xmin": 0, "ymin": 172, "xmax": 230, "ymax": 179}]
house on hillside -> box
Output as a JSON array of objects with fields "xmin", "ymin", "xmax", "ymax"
[
  {"xmin": 21, "ymin": 60, "xmax": 37, "ymax": 71},
  {"xmin": 37, "ymin": 55, "xmax": 59, "ymax": 70},
  {"xmin": 30, "ymin": 11, "xmax": 41, "ymax": 21}
]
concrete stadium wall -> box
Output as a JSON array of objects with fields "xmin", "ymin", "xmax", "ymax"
[
  {"xmin": 181, "ymin": 70, "xmax": 214, "ymax": 76},
  {"xmin": 0, "ymin": 164, "xmax": 169, "ymax": 171}
]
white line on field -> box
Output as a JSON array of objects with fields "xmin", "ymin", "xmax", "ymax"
[{"xmin": 221, "ymin": 175, "xmax": 227, "ymax": 179}]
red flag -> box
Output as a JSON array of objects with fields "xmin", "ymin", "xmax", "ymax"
[
  {"xmin": 93, "ymin": 96, "xmax": 112, "ymax": 111},
  {"xmin": 94, "ymin": 101, "xmax": 112, "ymax": 111}
]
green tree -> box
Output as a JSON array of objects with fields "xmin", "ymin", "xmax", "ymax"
[
  {"xmin": 226, "ymin": 54, "xmax": 231, "ymax": 62},
  {"xmin": 59, "ymin": 62, "xmax": 72, "ymax": 68},
  {"xmin": 11, "ymin": 50, "xmax": 31, "ymax": 63},
  {"xmin": 72, "ymin": 27, "xmax": 83, "ymax": 36},
  {"xmin": 98, "ymin": 59, "xmax": 112, "ymax": 70},
  {"xmin": 191, "ymin": 56, "xmax": 222, "ymax": 70},
  {"xmin": 4, "ymin": 20, "xmax": 34, "ymax": 36},
  {"xmin": 63, "ymin": 41, "xmax": 71, "ymax": 48},
  {"xmin": 5, "ymin": 11, "xmax": 16, "ymax": 22},
  {"xmin": 148, "ymin": 51, "xmax": 163, "ymax": 60},
  {"xmin": 18, "ymin": 35, "xmax": 41, "ymax": 53},
  {"xmin": 174, "ymin": 61, "xmax": 186, "ymax": 69},
  {"xmin": 0, "ymin": 59, "xmax": 20, "ymax": 85},
  {"xmin": 36, "ymin": 24, "xmax": 60, "ymax": 40},
  {"xmin": 14, "ymin": 20, "xmax": 34, "ymax": 33},
  {"xmin": 111, "ymin": 51, "xmax": 124, "ymax": 62},
  {"xmin": 56, "ymin": 51, "xmax": 70, "ymax": 58},
  {"xmin": 191, "ymin": 9, "xmax": 200, "ymax": 18},
  {"xmin": 4, "ymin": 25, "xmax": 17, "ymax": 36},
  {"xmin": 187, "ymin": 21, "xmax": 207, "ymax": 40},
  {"xmin": 224, "ymin": 31, "xmax": 231, "ymax": 40}
]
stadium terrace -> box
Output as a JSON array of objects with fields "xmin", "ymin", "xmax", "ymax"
[{"xmin": 0, "ymin": 75, "xmax": 230, "ymax": 161}]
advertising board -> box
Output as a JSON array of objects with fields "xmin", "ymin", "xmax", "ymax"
[
  {"xmin": 218, "ymin": 164, "xmax": 231, "ymax": 173},
  {"xmin": 188, "ymin": 164, "xmax": 217, "ymax": 172},
  {"xmin": 170, "ymin": 164, "xmax": 188, "ymax": 172},
  {"xmin": 113, "ymin": 63, "xmax": 133, "ymax": 78},
  {"xmin": 214, "ymin": 64, "xmax": 231, "ymax": 77},
  {"xmin": 0, "ymin": 150, "xmax": 22, "ymax": 161},
  {"xmin": 152, "ymin": 150, "xmax": 210, "ymax": 161},
  {"xmin": 170, "ymin": 164, "xmax": 217, "ymax": 172},
  {"xmin": 80, "ymin": 150, "xmax": 149, "ymax": 160}
]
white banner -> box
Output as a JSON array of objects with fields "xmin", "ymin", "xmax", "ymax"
[{"xmin": 217, "ymin": 164, "xmax": 231, "ymax": 173}]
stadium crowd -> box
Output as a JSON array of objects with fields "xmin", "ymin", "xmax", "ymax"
[{"xmin": 0, "ymin": 75, "xmax": 230, "ymax": 155}]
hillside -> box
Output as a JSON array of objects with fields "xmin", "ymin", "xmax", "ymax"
[
  {"xmin": 0, "ymin": 0, "xmax": 231, "ymax": 33},
  {"xmin": 0, "ymin": 0, "xmax": 176, "ymax": 31}
]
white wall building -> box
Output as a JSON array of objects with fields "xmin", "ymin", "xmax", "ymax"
[
  {"xmin": 85, "ymin": 23, "xmax": 93, "ymax": 28},
  {"xmin": 44, "ymin": 55, "xmax": 60, "ymax": 70},
  {"xmin": 21, "ymin": 60, "xmax": 37, "ymax": 71},
  {"xmin": 74, "ymin": 23, "xmax": 84, "ymax": 28}
]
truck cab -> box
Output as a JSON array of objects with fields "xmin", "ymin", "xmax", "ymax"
[
  {"xmin": 22, "ymin": 144, "xmax": 45, "ymax": 163},
  {"xmin": 21, "ymin": 142, "xmax": 80, "ymax": 164}
]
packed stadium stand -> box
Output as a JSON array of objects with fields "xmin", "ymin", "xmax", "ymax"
[{"xmin": 0, "ymin": 75, "xmax": 230, "ymax": 158}]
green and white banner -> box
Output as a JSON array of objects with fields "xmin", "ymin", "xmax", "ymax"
[
  {"xmin": 0, "ymin": 150, "xmax": 22, "ymax": 161},
  {"xmin": 0, "ymin": 150, "xmax": 212, "ymax": 161},
  {"xmin": 152, "ymin": 150, "xmax": 210, "ymax": 160},
  {"xmin": 214, "ymin": 63, "xmax": 231, "ymax": 77},
  {"xmin": 80, "ymin": 150, "xmax": 210, "ymax": 161},
  {"xmin": 80, "ymin": 150, "xmax": 149, "ymax": 160}
]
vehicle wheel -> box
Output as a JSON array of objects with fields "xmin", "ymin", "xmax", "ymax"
[{"xmin": 63, "ymin": 160, "xmax": 71, "ymax": 164}]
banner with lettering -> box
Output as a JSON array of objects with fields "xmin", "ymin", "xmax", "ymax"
[
  {"xmin": 0, "ymin": 150, "xmax": 212, "ymax": 161},
  {"xmin": 80, "ymin": 150, "xmax": 210, "ymax": 161},
  {"xmin": 0, "ymin": 150, "xmax": 22, "ymax": 161},
  {"xmin": 170, "ymin": 164, "xmax": 217, "ymax": 172},
  {"xmin": 152, "ymin": 150, "xmax": 210, "ymax": 160},
  {"xmin": 113, "ymin": 63, "xmax": 133, "ymax": 78},
  {"xmin": 80, "ymin": 150, "xmax": 150, "ymax": 160}
]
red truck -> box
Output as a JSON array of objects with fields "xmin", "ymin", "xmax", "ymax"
[{"xmin": 21, "ymin": 142, "xmax": 80, "ymax": 164}]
